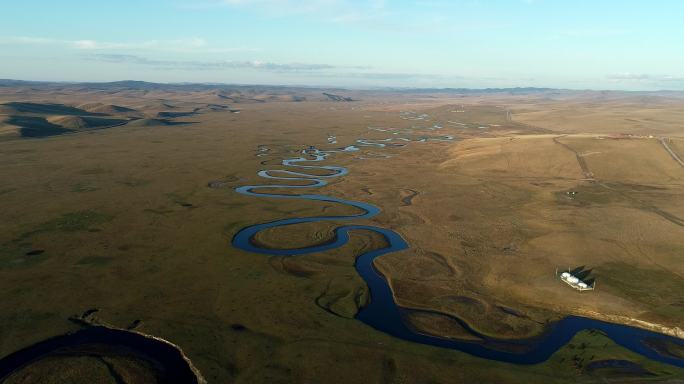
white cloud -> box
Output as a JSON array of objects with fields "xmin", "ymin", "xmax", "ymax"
[
  {"xmin": 607, "ymin": 73, "xmax": 651, "ymax": 81},
  {"xmin": 70, "ymin": 38, "xmax": 207, "ymax": 50},
  {"xmin": 0, "ymin": 36, "xmax": 253, "ymax": 53},
  {"xmin": 5, "ymin": 36, "xmax": 56, "ymax": 44},
  {"xmin": 73, "ymin": 40, "xmax": 98, "ymax": 49},
  {"xmin": 178, "ymin": 0, "xmax": 507, "ymax": 35},
  {"xmin": 89, "ymin": 53, "xmax": 344, "ymax": 71},
  {"xmin": 607, "ymin": 73, "xmax": 684, "ymax": 85},
  {"xmin": 85, "ymin": 53, "xmax": 476, "ymax": 86},
  {"xmin": 545, "ymin": 28, "xmax": 630, "ymax": 41},
  {"xmin": 180, "ymin": 0, "xmax": 397, "ymax": 28}
]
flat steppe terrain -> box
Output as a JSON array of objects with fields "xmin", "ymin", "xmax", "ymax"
[{"xmin": 1, "ymin": 83, "xmax": 683, "ymax": 383}]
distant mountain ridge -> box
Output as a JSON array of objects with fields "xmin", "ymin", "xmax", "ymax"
[
  {"xmin": 0, "ymin": 79, "xmax": 563, "ymax": 94},
  {"xmin": 3, "ymin": 79, "xmax": 683, "ymax": 95}
]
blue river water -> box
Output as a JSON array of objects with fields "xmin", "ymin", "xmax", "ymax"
[
  {"xmin": 0, "ymin": 326, "xmax": 200, "ymax": 382},
  {"xmin": 232, "ymin": 142, "xmax": 684, "ymax": 368}
]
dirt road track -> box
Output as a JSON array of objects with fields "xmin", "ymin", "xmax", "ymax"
[
  {"xmin": 552, "ymin": 136, "xmax": 595, "ymax": 180},
  {"xmin": 660, "ymin": 137, "xmax": 684, "ymax": 168}
]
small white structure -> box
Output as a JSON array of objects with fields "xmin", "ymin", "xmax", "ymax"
[{"xmin": 558, "ymin": 269, "xmax": 595, "ymax": 292}]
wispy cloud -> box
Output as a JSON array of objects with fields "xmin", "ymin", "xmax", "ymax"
[
  {"xmin": 607, "ymin": 73, "xmax": 684, "ymax": 84},
  {"xmin": 544, "ymin": 27, "xmax": 630, "ymax": 42},
  {"xmin": 184, "ymin": 0, "xmax": 384, "ymax": 15},
  {"xmin": 89, "ymin": 53, "xmax": 352, "ymax": 72},
  {"xmin": 607, "ymin": 73, "xmax": 652, "ymax": 81},
  {"xmin": 86, "ymin": 53, "xmax": 448, "ymax": 83},
  {"xmin": 87, "ymin": 53, "xmax": 481, "ymax": 86},
  {"xmin": 179, "ymin": 0, "xmax": 494, "ymax": 34},
  {"xmin": 71, "ymin": 37, "xmax": 208, "ymax": 50},
  {"xmin": 0, "ymin": 36, "xmax": 258, "ymax": 53},
  {"xmin": 558, "ymin": 28, "xmax": 628, "ymax": 38},
  {"xmin": 184, "ymin": 0, "xmax": 391, "ymax": 28},
  {"xmin": 317, "ymin": 71, "xmax": 446, "ymax": 80}
]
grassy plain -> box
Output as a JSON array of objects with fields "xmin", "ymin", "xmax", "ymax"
[{"xmin": 1, "ymin": 84, "xmax": 684, "ymax": 382}]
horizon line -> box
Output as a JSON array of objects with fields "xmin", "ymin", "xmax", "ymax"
[{"xmin": 1, "ymin": 78, "xmax": 683, "ymax": 94}]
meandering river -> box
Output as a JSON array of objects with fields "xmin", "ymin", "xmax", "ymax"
[
  {"xmin": 232, "ymin": 130, "xmax": 684, "ymax": 368},
  {"xmin": 0, "ymin": 326, "xmax": 203, "ymax": 383}
]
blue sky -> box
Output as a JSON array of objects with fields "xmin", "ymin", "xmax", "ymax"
[{"xmin": 1, "ymin": 0, "xmax": 683, "ymax": 90}]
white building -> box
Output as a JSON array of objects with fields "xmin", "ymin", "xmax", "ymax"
[{"xmin": 559, "ymin": 271, "xmax": 595, "ymax": 291}]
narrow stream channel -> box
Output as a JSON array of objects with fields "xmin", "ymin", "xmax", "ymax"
[{"xmin": 232, "ymin": 133, "xmax": 684, "ymax": 368}]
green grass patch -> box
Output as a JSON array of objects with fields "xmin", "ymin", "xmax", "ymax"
[
  {"xmin": 0, "ymin": 245, "xmax": 50, "ymax": 269},
  {"xmin": 546, "ymin": 330, "xmax": 682, "ymax": 379},
  {"xmin": 79, "ymin": 168, "xmax": 109, "ymax": 175},
  {"xmin": 117, "ymin": 178, "xmax": 150, "ymax": 187},
  {"xmin": 164, "ymin": 192, "xmax": 195, "ymax": 207},
  {"xmin": 20, "ymin": 210, "xmax": 113, "ymax": 240},
  {"xmin": 70, "ymin": 183, "xmax": 99, "ymax": 193},
  {"xmin": 596, "ymin": 262, "xmax": 684, "ymax": 308},
  {"xmin": 223, "ymin": 221, "xmax": 246, "ymax": 237},
  {"xmin": 215, "ymin": 201, "xmax": 248, "ymax": 208},
  {"xmin": 144, "ymin": 207, "xmax": 174, "ymax": 215},
  {"xmin": 75, "ymin": 256, "xmax": 114, "ymax": 267},
  {"xmin": 555, "ymin": 185, "xmax": 625, "ymax": 207}
]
